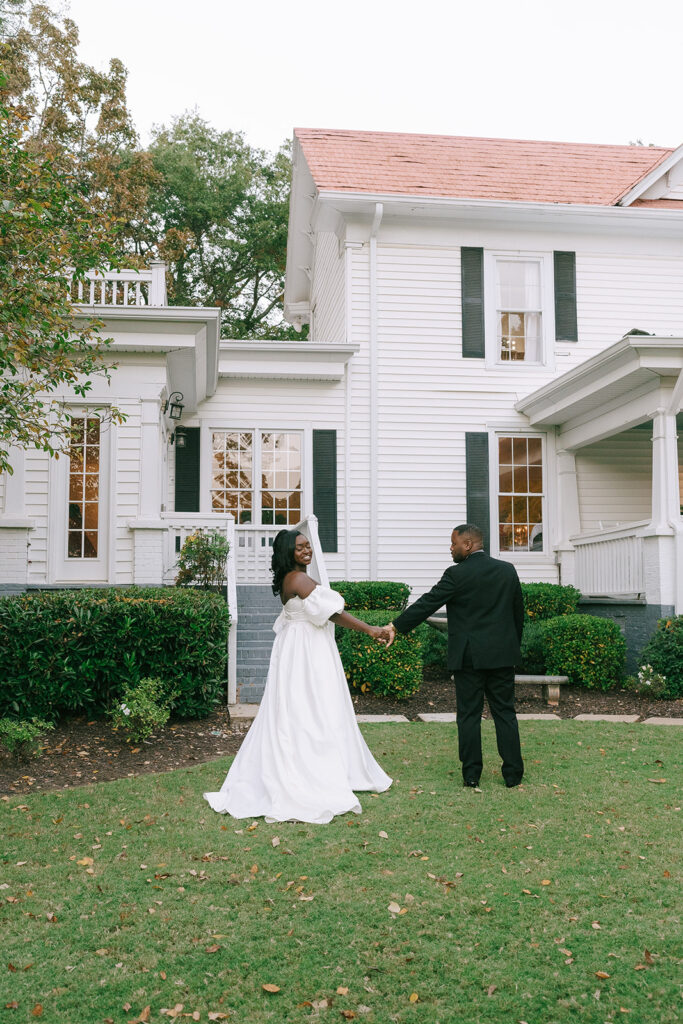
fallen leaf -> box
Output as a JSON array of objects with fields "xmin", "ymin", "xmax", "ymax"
[
  {"xmin": 647, "ymin": 778, "xmax": 666, "ymax": 784},
  {"xmin": 378, "ymin": 831, "xmax": 388, "ymax": 840},
  {"xmin": 76, "ymin": 857, "xmax": 93, "ymax": 867},
  {"xmin": 250, "ymin": 864, "xmax": 259, "ymax": 875},
  {"xmin": 31, "ymin": 1007, "xmax": 43, "ymax": 1018},
  {"xmin": 341, "ymin": 1013, "xmax": 356, "ymax": 1020},
  {"xmin": 337, "ymin": 987, "xmax": 349, "ymax": 996},
  {"xmin": 409, "ymin": 992, "xmax": 419, "ymax": 1003},
  {"xmin": 633, "ymin": 964, "xmax": 647, "ymax": 971},
  {"xmin": 487, "ymin": 984, "xmax": 497, "ymax": 996},
  {"xmin": 541, "ymin": 879, "xmax": 551, "ymax": 886},
  {"xmin": 388, "ymin": 901, "xmax": 401, "ymax": 914},
  {"xmin": 595, "ymin": 971, "xmax": 610, "ymax": 979},
  {"xmin": 591, "ymin": 921, "xmax": 601, "ymax": 930},
  {"xmin": 644, "ymin": 949, "xmax": 654, "ymax": 965},
  {"xmin": 205, "ymin": 945, "xmax": 220, "ymax": 954},
  {"xmin": 271, "ymin": 837, "xmax": 280, "ymax": 848},
  {"xmin": 262, "ymin": 984, "xmax": 280, "ymax": 994},
  {"xmin": 5, "ymin": 1003, "xmax": 18, "ymax": 1010},
  {"xmin": 160, "ymin": 1006, "xmax": 183, "ymax": 1019},
  {"xmin": 208, "ymin": 1014, "xmax": 229, "ymax": 1021}
]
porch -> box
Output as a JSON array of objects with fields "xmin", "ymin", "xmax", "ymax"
[{"xmin": 517, "ymin": 334, "xmax": 683, "ymax": 613}]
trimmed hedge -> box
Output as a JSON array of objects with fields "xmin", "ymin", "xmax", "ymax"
[
  {"xmin": 0, "ymin": 588, "xmax": 230, "ymax": 720},
  {"xmin": 336, "ymin": 610, "xmax": 422, "ymax": 700},
  {"xmin": 330, "ymin": 581, "xmax": 410, "ymax": 612},
  {"xmin": 521, "ymin": 583, "xmax": 580, "ymax": 621},
  {"xmin": 638, "ymin": 615, "xmax": 683, "ymax": 698},
  {"xmin": 524, "ymin": 613, "xmax": 626, "ymax": 690},
  {"xmin": 416, "ymin": 622, "xmax": 448, "ymax": 668}
]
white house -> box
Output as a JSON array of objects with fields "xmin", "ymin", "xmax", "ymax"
[{"xmin": 2, "ymin": 129, "xmax": 683, "ymax": 700}]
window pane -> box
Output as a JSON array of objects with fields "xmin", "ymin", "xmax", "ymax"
[
  {"xmin": 528, "ymin": 438, "xmax": 542, "ymax": 466},
  {"xmin": 84, "ymin": 475, "xmax": 99, "ymax": 500},
  {"xmin": 83, "ymin": 531, "xmax": 98, "ymax": 558},
  {"xmin": 499, "ymin": 437, "xmax": 512, "ymax": 463},
  {"xmin": 68, "ymin": 531, "xmax": 82, "ymax": 558},
  {"xmin": 496, "ymin": 435, "xmax": 544, "ymax": 555},
  {"xmin": 497, "ymin": 260, "xmax": 541, "ymax": 310}
]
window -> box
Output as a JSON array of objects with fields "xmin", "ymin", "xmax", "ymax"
[
  {"xmin": 67, "ymin": 413, "xmax": 101, "ymax": 559},
  {"xmin": 497, "ymin": 436, "xmax": 544, "ymax": 552},
  {"xmin": 495, "ymin": 259, "xmax": 542, "ymax": 363},
  {"xmin": 211, "ymin": 430, "xmax": 302, "ymax": 526}
]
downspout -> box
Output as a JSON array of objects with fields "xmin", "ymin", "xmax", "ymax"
[
  {"xmin": 667, "ymin": 367, "xmax": 683, "ymax": 613},
  {"xmin": 369, "ymin": 202, "xmax": 383, "ymax": 580},
  {"xmin": 344, "ymin": 240, "xmax": 355, "ymax": 581}
]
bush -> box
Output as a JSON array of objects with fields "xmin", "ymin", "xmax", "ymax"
[
  {"xmin": 175, "ymin": 529, "xmax": 229, "ymax": 590},
  {"xmin": 330, "ymin": 581, "xmax": 410, "ymax": 612},
  {"xmin": 623, "ymin": 664, "xmax": 669, "ymax": 699},
  {"xmin": 0, "ymin": 588, "xmax": 230, "ymax": 720},
  {"xmin": 521, "ymin": 583, "xmax": 581, "ymax": 622},
  {"xmin": 638, "ymin": 615, "xmax": 683, "ymax": 697},
  {"xmin": 519, "ymin": 620, "xmax": 548, "ymax": 675},
  {"xmin": 0, "ymin": 717, "xmax": 54, "ymax": 759},
  {"xmin": 336, "ymin": 610, "xmax": 422, "ymax": 700},
  {"xmin": 416, "ymin": 622, "xmax": 448, "ymax": 668},
  {"xmin": 109, "ymin": 677, "xmax": 175, "ymax": 743},
  {"xmin": 540, "ymin": 614, "xmax": 626, "ymax": 690}
]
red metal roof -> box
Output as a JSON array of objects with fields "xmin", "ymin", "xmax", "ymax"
[{"xmin": 294, "ymin": 128, "xmax": 675, "ymax": 206}]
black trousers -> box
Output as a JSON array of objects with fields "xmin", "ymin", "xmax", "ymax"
[{"xmin": 453, "ymin": 647, "xmax": 523, "ymax": 785}]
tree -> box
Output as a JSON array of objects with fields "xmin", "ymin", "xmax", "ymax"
[
  {"xmin": 141, "ymin": 113, "xmax": 300, "ymax": 339},
  {"xmin": 0, "ymin": 2, "xmax": 146, "ymax": 472}
]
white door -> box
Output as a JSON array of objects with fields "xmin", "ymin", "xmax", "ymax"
[{"xmin": 51, "ymin": 410, "xmax": 111, "ymax": 583}]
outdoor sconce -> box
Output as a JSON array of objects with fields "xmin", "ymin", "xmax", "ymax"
[
  {"xmin": 163, "ymin": 391, "xmax": 185, "ymax": 420},
  {"xmin": 169, "ymin": 425, "xmax": 187, "ymax": 448}
]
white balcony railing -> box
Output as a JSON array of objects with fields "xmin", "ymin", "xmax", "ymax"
[
  {"xmin": 571, "ymin": 521, "xmax": 648, "ymax": 597},
  {"xmin": 232, "ymin": 515, "xmax": 327, "ymax": 586},
  {"xmin": 160, "ymin": 512, "xmax": 237, "ymax": 703},
  {"xmin": 69, "ymin": 262, "xmax": 167, "ymax": 307}
]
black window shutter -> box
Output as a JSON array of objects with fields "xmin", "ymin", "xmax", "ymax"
[
  {"xmin": 174, "ymin": 427, "xmax": 200, "ymax": 512},
  {"xmin": 554, "ymin": 251, "xmax": 578, "ymax": 342},
  {"xmin": 312, "ymin": 430, "xmax": 338, "ymax": 553},
  {"xmin": 465, "ymin": 432, "xmax": 490, "ymax": 552},
  {"xmin": 461, "ymin": 247, "xmax": 485, "ymax": 358}
]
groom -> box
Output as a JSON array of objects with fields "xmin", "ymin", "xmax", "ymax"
[{"xmin": 381, "ymin": 524, "xmax": 525, "ymax": 788}]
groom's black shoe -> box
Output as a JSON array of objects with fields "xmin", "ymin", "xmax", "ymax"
[
  {"xmin": 463, "ymin": 780, "xmax": 480, "ymax": 788},
  {"xmin": 505, "ymin": 777, "xmax": 523, "ymax": 788}
]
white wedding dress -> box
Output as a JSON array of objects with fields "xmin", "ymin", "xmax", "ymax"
[{"xmin": 203, "ymin": 585, "xmax": 392, "ymax": 824}]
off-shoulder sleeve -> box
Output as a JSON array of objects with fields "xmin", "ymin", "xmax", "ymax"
[{"xmin": 301, "ymin": 586, "xmax": 345, "ymax": 626}]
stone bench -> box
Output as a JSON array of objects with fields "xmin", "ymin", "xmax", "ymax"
[{"xmin": 514, "ymin": 674, "xmax": 568, "ymax": 706}]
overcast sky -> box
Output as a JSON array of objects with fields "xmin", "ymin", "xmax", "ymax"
[{"xmin": 65, "ymin": 0, "xmax": 681, "ymax": 155}]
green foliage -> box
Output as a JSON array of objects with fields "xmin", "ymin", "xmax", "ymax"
[
  {"xmin": 0, "ymin": 587, "xmax": 230, "ymax": 720},
  {"xmin": 329, "ymin": 581, "xmax": 410, "ymax": 612},
  {"xmin": 638, "ymin": 615, "xmax": 683, "ymax": 697},
  {"xmin": 416, "ymin": 622, "xmax": 448, "ymax": 668},
  {"xmin": 521, "ymin": 583, "xmax": 581, "ymax": 621},
  {"xmin": 622, "ymin": 664, "xmax": 669, "ymax": 699},
  {"xmin": 0, "ymin": 715, "xmax": 53, "ymax": 758},
  {"xmin": 519, "ymin": 620, "xmax": 548, "ymax": 675},
  {"xmin": 539, "ymin": 614, "xmax": 626, "ymax": 690},
  {"xmin": 175, "ymin": 529, "xmax": 229, "ymax": 590},
  {"xmin": 336, "ymin": 610, "xmax": 422, "ymax": 700},
  {"xmin": 108, "ymin": 677, "xmax": 175, "ymax": 743}
]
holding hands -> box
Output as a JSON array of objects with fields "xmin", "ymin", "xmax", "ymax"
[{"xmin": 368, "ymin": 623, "xmax": 396, "ymax": 648}]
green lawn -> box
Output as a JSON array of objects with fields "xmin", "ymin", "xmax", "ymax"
[{"xmin": 1, "ymin": 722, "xmax": 681, "ymax": 1023}]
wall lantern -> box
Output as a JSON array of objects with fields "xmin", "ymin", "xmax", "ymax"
[
  {"xmin": 174, "ymin": 426, "xmax": 188, "ymax": 449},
  {"xmin": 163, "ymin": 391, "xmax": 185, "ymax": 420}
]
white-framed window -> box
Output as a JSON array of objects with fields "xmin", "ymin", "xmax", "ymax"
[
  {"xmin": 485, "ymin": 252, "xmax": 554, "ymax": 367},
  {"xmin": 211, "ymin": 429, "xmax": 303, "ymax": 526},
  {"xmin": 496, "ymin": 434, "xmax": 544, "ymax": 554}
]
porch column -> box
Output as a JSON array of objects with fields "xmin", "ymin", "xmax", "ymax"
[
  {"xmin": 128, "ymin": 398, "xmax": 165, "ymax": 585},
  {"xmin": 0, "ymin": 446, "xmax": 34, "ymax": 588},
  {"xmin": 650, "ymin": 408, "xmax": 679, "ymax": 532},
  {"xmin": 555, "ymin": 449, "xmax": 581, "ymax": 586}
]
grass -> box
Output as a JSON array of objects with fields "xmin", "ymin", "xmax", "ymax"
[{"xmin": 1, "ymin": 722, "xmax": 681, "ymax": 1024}]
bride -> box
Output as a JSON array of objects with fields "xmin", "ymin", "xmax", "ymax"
[{"xmin": 203, "ymin": 529, "xmax": 392, "ymax": 824}]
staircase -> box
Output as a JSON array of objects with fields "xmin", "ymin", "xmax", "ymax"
[{"xmin": 235, "ymin": 585, "xmax": 283, "ymax": 703}]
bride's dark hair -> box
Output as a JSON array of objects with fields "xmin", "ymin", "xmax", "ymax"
[{"xmin": 271, "ymin": 529, "xmax": 304, "ymax": 596}]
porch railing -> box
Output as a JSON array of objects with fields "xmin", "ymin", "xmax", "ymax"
[
  {"xmin": 160, "ymin": 512, "xmax": 237, "ymax": 703},
  {"xmin": 232, "ymin": 515, "xmax": 327, "ymax": 586},
  {"xmin": 571, "ymin": 521, "xmax": 648, "ymax": 597},
  {"xmin": 69, "ymin": 262, "xmax": 167, "ymax": 307}
]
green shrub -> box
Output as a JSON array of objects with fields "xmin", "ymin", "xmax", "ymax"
[
  {"xmin": 622, "ymin": 664, "xmax": 669, "ymax": 699},
  {"xmin": 330, "ymin": 581, "xmax": 410, "ymax": 612},
  {"xmin": 521, "ymin": 583, "xmax": 581, "ymax": 622},
  {"xmin": 0, "ymin": 717, "xmax": 54, "ymax": 759},
  {"xmin": 519, "ymin": 620, "xmax": 548, "ymax": 674},
  {"xmin": 638, "ymin": 615, "xmax": 683, "ymax": 697},
  {"xmin": 109, "ymin": 677, "xmax": 175, "ymax": 743},
  {"xmin": 416, "ymin": 622, "xmax": 448, "ymax": 668},
  {"xmin": 336, "ymin": 610, "xmax": 422, "ymax": 700},
  {"xmin": 540, "ymin": 614, "xmax": 626, "ymax": 690},
  {"xmin": 0, "ymin": 588, "xmax": 230, "ymax": 720},
  {"xmin": 175, "ymin": 529, "xmax": 229, "ymax": 590}
]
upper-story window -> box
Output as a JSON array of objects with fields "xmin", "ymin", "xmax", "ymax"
[{"xmin": 496, "ymin": 259, "xmax": 542, "ymax": 363}]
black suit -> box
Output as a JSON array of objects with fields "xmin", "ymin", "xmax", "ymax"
[{"xmin": 392, "ymin": 551, "xmax": 524, "ymax": 785}]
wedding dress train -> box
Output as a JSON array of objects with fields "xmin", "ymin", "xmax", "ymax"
[{"xmin": 203, "ymin": 585, "xmax": 392, "ymax": 824}]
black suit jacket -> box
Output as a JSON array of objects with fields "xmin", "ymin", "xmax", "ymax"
[{"xmin": 392, "ymin": 551, "xmax": 524, "ymax": 671}]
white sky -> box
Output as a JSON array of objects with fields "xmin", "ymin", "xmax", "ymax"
[{"xmin": 65, "ymin": 0, "xmax": 681, "ymax": 155}]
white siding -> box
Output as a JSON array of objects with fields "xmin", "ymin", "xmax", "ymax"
[
  {"xmin": 25, "ymin": 447, "xmax": 50, "ymax": 584},
  {"xmin": 311, "ymin": 232, "xmax": 345, "ymax": 342},
  {"xmin": 575, "ymin": 428, "xmax": 653, "ymax": 533},
  {"xmin": 113, "ymin": 400, "xmax": 142, "ymax": 583}
]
